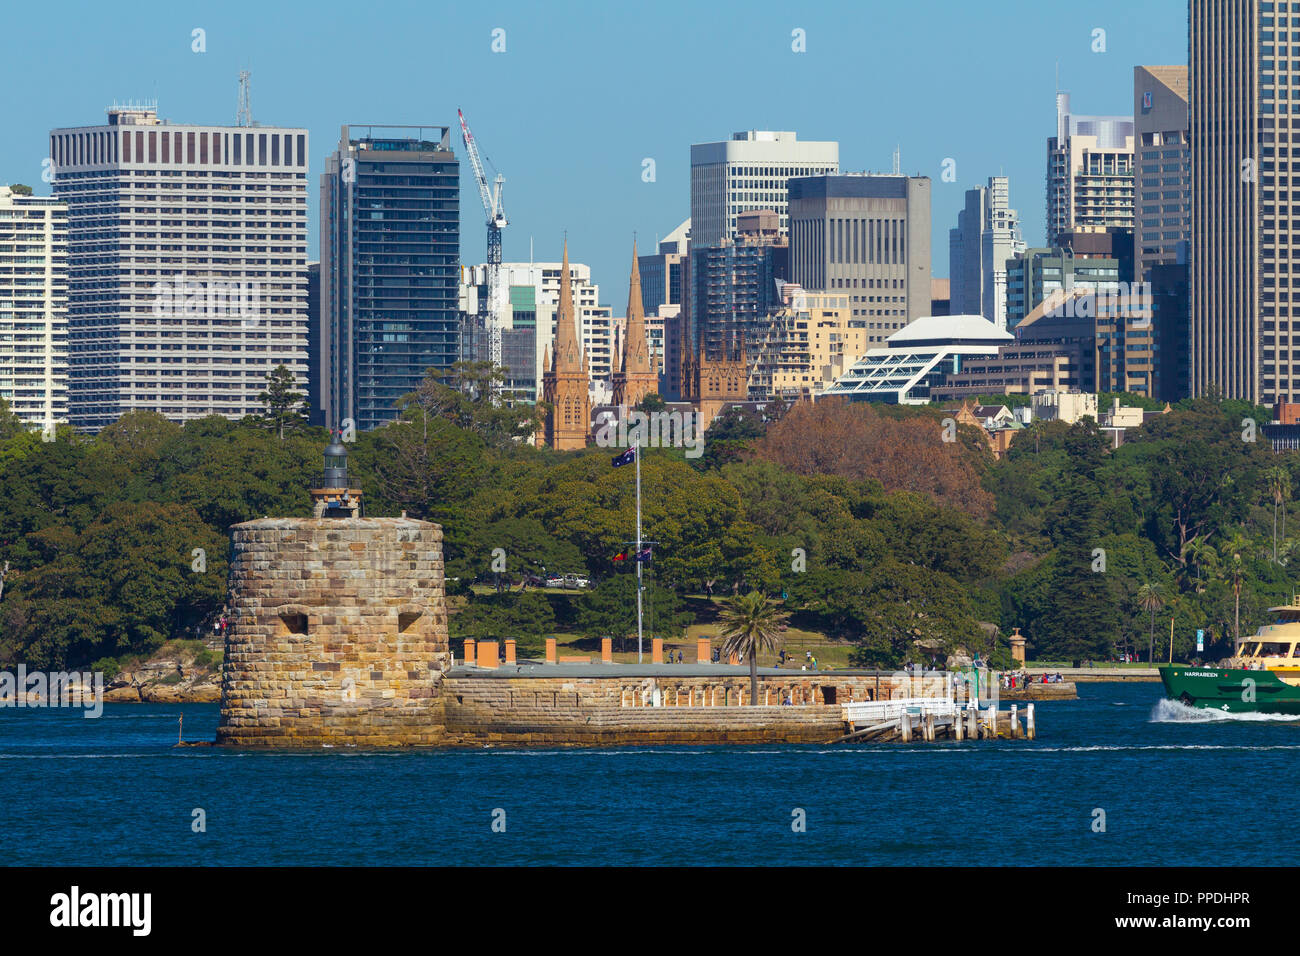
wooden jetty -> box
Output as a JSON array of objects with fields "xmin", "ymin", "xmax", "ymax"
[{"xmin": 830, "ymin": 697, "xmax": 1036, "ymax": 744}]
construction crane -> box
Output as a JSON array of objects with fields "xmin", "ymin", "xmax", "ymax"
[{"xmin": 457, "ymin": 108, "xmax": 507, "ymax": 386}]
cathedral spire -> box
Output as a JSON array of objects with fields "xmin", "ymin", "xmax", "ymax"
[
  {"xmin": 622, "ymin": 241, "xmax": 652, "ymax": 376},
  {"xmin": 555, "ymin": 239, "xmax": 583, "ymax": 373}
]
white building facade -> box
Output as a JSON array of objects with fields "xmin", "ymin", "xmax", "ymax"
[
  {"xmin": 690, "ymin": 131, "xmax": 838, "ymax": 248},
  {"xmin": 0, "ymin": 187, "xmax": 68, "ymax": 429},
  {"xmin": 50, "ymin": 106, "xmax": 309, "ymax": 430},
  {"xmin": 1046, "ymin": 93, "xmax": 1135, "ymax": 247}
]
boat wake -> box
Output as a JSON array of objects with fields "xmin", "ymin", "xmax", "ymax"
[{"xmin": 1150, "ymin": 698, "xmax": 1300, "ymax": 723}]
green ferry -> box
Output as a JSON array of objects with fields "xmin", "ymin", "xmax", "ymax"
[{"xmin": 1160, "ymin": 599, "xmax": 1300, "ymax": 714}]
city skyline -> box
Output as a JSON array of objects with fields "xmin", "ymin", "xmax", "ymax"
[{"xmin": 0, "ymin": 0, "xmax": 1186, "ymax": 314}]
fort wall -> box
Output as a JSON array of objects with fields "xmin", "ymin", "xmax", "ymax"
[{"xmin": 216, "ymin": 518, "xmax": 450, "ymax": 747}]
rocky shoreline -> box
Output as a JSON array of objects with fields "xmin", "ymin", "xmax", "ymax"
[{"xmin": 101, "ymin": 652, "xmax": 221, "ymax": 703}]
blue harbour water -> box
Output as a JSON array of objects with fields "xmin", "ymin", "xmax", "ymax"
[{"xmin": 2, "ymin": 681, "xmax": 1297, "ymax": 866}]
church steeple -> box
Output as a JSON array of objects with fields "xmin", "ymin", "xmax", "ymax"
[
  {"xmin": 540, "ymin": 237, "xmax": 592, "ymax": 451},
  {"xmin": 612, "ymin": 240, "xmax": 659, "ymax": 409},
  {"xmin": 554, "ymin": 240, "xmax": 585, "ymax": 374},
  {"xmin": 623, "ymin": 242, "xmax": 652, "ymax": 376}
]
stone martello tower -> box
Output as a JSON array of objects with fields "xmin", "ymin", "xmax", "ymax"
[{"xmin": 217, "ymin": 439, "xmax": 450, "ymax": 747}]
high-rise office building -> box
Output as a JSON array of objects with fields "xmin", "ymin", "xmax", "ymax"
[
  {"xmin": 949, "ymin": 176, "xmax": 1026, "ymax": 329},
  {"xmin": 1134, "ymin": 66, "xmax": 1191, "ymax": 277},
  {"xmin": 321, "ymin": 125, "xmax": 458, "ymax": 431},
  {"xmin": 1189, "ymin": 1, "xmax": 1299, "ymax": 403},
  {"xmin": 50, "ymin": 105, "xmax": 309, "ymax": 430},
  {"xmin": 638, "ymin": 219, "xmax": 689, "ymax": 316},
  {"xmin": 788, "ymin": 174, "xmax": 932, "ymax": 344},
  {"xmin": 306, "ymin": 260, "xmax": 321, "ymax": 424},
  {"xmin": 1005, "ymin": 246, "xmax": 1122, "ymax": 331},
  {"xmin": 690, "ymin": 131, "xmax": 838, "ymax": 248},
  {"xmin": 1046, "ymin": 93, "xmax": 1135, "ymax": 247},
  {"xmin": 1006, "ymin": 238, "xmax": 1155, "ymax": 397},
  {"xmin": 686, "ymin": 210, "xmax": 789, "ymax": 358},
  {"xmin": 1134, "ymin": 65, "xmax": 1190, "ymax": 401},
  {"xmin": 0, "ymin": 186, "xmax": 67, "ymax": 429}
]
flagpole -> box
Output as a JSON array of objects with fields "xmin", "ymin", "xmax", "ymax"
[{"xmin": 636, "ymin": 443, "xmax": 644, "ymax": 663}]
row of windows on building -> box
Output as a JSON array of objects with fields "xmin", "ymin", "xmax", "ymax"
[{"xmin": 51, "ymin": 130, "xmax": 307, "ymax": 169}]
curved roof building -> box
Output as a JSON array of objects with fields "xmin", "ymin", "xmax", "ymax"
[{"xmin": 821, "ymin": 313, "xmax": 1012, "ymax": 405}]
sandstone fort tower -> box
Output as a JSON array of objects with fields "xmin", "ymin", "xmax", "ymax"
[{"xmin": 216, "ymin": 436, "xmax": 450, "ymax": 746}]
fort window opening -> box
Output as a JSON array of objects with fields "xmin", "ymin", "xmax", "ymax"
[{"xmin": 277, "ymin": 611, "xmax": 308, "ymax": 636}]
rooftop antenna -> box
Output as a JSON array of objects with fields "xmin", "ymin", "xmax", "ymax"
[
  {"xmin": 237, "ymin": 71, "xmax": 252, "ymax": 127},
  {"xmin": 892, "ymin": 145, "xmax": 900, "ymax": 176}
]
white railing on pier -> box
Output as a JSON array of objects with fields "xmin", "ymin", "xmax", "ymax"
[{"xmin": 841, "ymin": 697, "xmax": 959, "ymax": 725}]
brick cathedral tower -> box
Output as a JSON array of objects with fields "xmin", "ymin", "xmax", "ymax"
[
  {"xmin": 541, "ymin": 240, "xmax": 591, "ymax": 450},
  {"xmin": 611, "ymin": 242, "xmax": 659, "ymax": 409}
]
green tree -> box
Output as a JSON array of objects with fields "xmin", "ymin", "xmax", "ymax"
[
  {"xmin": 717, "ymin": 591, "xmax": 789, "ymax": 704},
  {"xmin": 1, "ymin": 502, "xmax": 226, "ymax": 668},
  {"xmin": 405, "ymin": 361, "xmax": 541, "ymax": 450},
  {"xmin": 450, "ymin": 591, "xmax": 557, "ymax": 658},
  {"xmin": 574, "ymin": 575, "xmax": 692, "ymax": 650},
  {"xmin": 0, "ymin": 396, "xmax": 24, "ymax": 441},
  {"xmin": 696, "ymin": 405, "xmax": 767, "ymax": 471},
  {"xmin": 256, "ymin": 365, "xmax": 309, "ymax": 439}
]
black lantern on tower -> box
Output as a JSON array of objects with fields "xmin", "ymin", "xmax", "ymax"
[
  {"xmin": 311, "ymin": 430, "xmax": 362, "ymax": 517},
  {"xmin": 322, "ymin": 432, "xmax": 349, "ymax": 489}
]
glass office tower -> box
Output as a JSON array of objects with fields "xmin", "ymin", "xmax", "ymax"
[{"xmin": 320, "ymin": 126, "xmax": 459, "ymax": 430}]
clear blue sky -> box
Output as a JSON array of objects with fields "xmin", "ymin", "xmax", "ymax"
[{"xmin": 0, "ymin": 0, "xmax": 1187, "ymax": 310}]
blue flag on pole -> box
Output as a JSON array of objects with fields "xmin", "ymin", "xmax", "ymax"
[{"xmin": 611, "ymin": 447, "xmax": 636, "ymax": 467}]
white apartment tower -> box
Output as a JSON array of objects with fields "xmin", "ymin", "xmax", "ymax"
[
  {"xmin": 50, "ymin": 105, "xmax": 309, "ymax": 430},
  {"xmin": 0, "ymin": 187, "xmax": 68, "ymax": 428},
  {"xmin": 949, "ymin": 176, "xmax": 1026, "ymax": 329},
  {"xmin": 690, "ymin": 131, "xmax": 838, "ymax": 248},
  {"xmin": 1046, "ymin": 93, "xmax": 1135, "ymax": 247}
]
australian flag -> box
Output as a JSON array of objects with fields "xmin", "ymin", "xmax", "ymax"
[
  {"xmin": 634, "ymin": 546, "xmax": 653, "ymax": 563},
  {"xmin": 611, "ymin": 447, "xmax": 636, "ymax": 468}
]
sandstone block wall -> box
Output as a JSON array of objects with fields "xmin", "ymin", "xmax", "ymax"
[
  {"xmin": 440, "ymin": 676, "xmax": 844, "ymax": 746},
  {"xmin": 217, "ymin": 518, "xmax": 450, "ymax": 747},
  {"xmin": 435, "ymin": 672, "xmax": 901, "ymax": 747}
]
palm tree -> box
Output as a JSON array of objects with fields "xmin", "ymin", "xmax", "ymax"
[
  {"xmin": 1136, "ymin": 580, "xmax": 1167, "ymax": 664},
  {"xmin": 718, "ymin": 591, "xmax": 790, "ymax": 706},
  {"xmin": 1219, "ymin": 529, "xmax": 1252, "ymax": 650},
  {"xmin": 1266, "ymin": 465, "xmax": 1293, "ymax": 562},
  {"xmin": 1180, "ymin": 535, "xmax": 1219, "ymax": 592}
]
